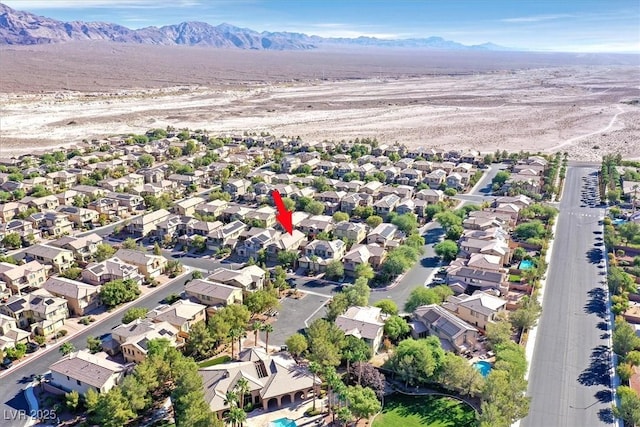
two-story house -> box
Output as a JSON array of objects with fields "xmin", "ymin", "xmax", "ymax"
[
  {"xmin": 127, "ymin": 209, "xmax": 171, "ymax": 237},
  {"xmin": 49, "ymin": 350, "xmax": 128, "ymax": 395},
  {"xmin": 298, "ymin": 239, "xmax": 346, "ymax": 273},
  {"xmin": 112, "ymin": 319, "xmax": 181, "ymax": 363},
  {"xmin": 50, "ymin": 233, "xmax": 103, "ymax": 262},
  {"xmin": 82, "ymin": 257, "xmax": 144, "ymax": 286},
  {"xmin": 335, "ymin": 306, "xmax": 385, "ymax": 353},
  {"xmin": 334, "ymin": 221, "xmax": 367, "ymax": 244},
  {"xmin": 367, "ymin": 223, "xmax": 400, "ymax": 247},
  {"xmin": 24, "ymin": 244, "xmax": 74, "ymax": 273},
  {"xmin": 146, "ymin": 299, "xmax": 207, "ymax": 338},
  {"xmin": 0, "ymin": 260, "xmax": 48, "ymax": 296},
  {"xmin": 411, "ymin": 304, "xmax": 478, "ymax": 354},
  {"xmin": 443, "ymin": 291, "xmax": 508, "ymax": 331},
  {"xmin": 114, "ymin": 249, "xmax": 167, "ymax": 279},
  {"xmin": 1, "ymin": 288, "xmax": 69, "ymax": 336},
  {"xmin": 43, "ymin": 276, "xmax": 102, "ymax": 316}
]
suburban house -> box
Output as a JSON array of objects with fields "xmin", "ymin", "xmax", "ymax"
[
  {"xmin": 114, "ymin": 249, "xmax": 168, "ymax": 279},
  {"xmin": 265, "ymin": 229, "xmax": 306, "ymax": 261},
  {"xmin": 425, "ymin": 169, "xmax": 447, "ymax": 189},
  {"xmin": 335, "ymin": 306, "xmax": 385, "ymax": 353},
  {"xmin": 446, "ymin": 265, "xmax": 508, "ymax": 296},
  {"xmin": 43, "ymin": 276, "xmax": 102, "ymax": 316},
  {"xmin": 82, "ymin": 257, "xmax": 144, "ymax": 286},
  {"xmin": 0, "ymin": 313, "xmax": 30, "ymax": 350},
  {"xmin": 0, "ymin": 260, "xmax": 48, "ymax": 295},
  {"xmin": 174, "ymin": 197, "xmax": 205, "ymax": 216},
  {"xmin": 443, "ymin": 291, "xmax": 508, "ymax": 330},
  {"xmin": 459, "ymin": 237, "xmax": 510, "ymax": 266},
  {"xmin": 127, "ymin": 209, "xmax": 171, "ymax": 237},
  {"xmin": 146, "ymin": 299, "xmax": 207, "ymax": 337},
  {"xmin": 199, "ymin": 347, "xmax": 320, "ymax": 417},
  {"xmin": 236, "ymin": 229, "xmax": 280, "ymax": 260},
  {"xmin": 298, "ymin": 240, "xmax": 346, "ymax": 273},
  {"xmin": 343, "ymin": 244, "xmax": 387, "ymax": 276},
  {"xmin": 373, "ymin": 194, "xmax": 400, "ymax": 216},
  {"xmin": 415, "ymin": 188, "xmax": 444, "ymax": 204},
  {"xmin": 207, "ymin": 220, "xmax": 247, "ymax": 250},
  {"xmin": 207, "ymin": 265, "xmax": 265, "ymax": 292},
  {"xmin": 367, "ymin": 223, "xmax": 400, "ymax": 247},
  {"xmin": 0, "ymin": 202, "xmax": 28, "ymax": 222},
  {"xmin": 334, "ymin": 221, "xmax": 367, "ymax": 244},
  {"xmin": 185, "ymin": 279, "xmax": 244, "ymax": 307},
  {"xmin": 24, "ymin": 244, "xmax": 74, "ymax": 273},
  {"xmin": 245, "ymin": 206, "xmax": 277, "ymax": 228},
  {"xmin": 56, "ymin": 205, "xmax": 99, "ymax": 228},
  {"xmin": 297, "ymin": 215, "xmax": 335, "ymax": 236},
  {"xmin": 224, "ymin": 179, "xmax": 251, "ymax": 198},
  {"xmin": 50, "ymin": 233, "xmax": 103, "ymax": 262},
  {"xmin": 1, "ymin": 288, "xmax": 69, "ymax": 336},
  {"xmin": 29, "ymin": 212, "xmax": 74, "ymax": 237},
  {"xmin": 112, "ymin": 319, "xmax": 182, "ymax": 363},
  {"xmin": 49, "ymin": 350, "xmax": 128, "ymax": 395},
  {"xmin": 411, "ymin": 304, "xmax": 479, "ymax": 354}
]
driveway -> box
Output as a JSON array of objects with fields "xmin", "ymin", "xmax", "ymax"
[{"xmin": 268, "ymin": 293, "xmax": 330, "ymax": 347}]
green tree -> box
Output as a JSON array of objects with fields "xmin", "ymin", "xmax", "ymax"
[
  {"xmin": 262, "ymin": 323, "xmax": 274, "ymax": 353},
  {"xmin": 185, "ymin": 321, "xmax": 215, "ymax": 360},
  {"xmin": 386, "ymin": 337, "xmax": 445, "ymax": 386},
  {"xmin": 93, "ymin": 387, "xmax": 136, "ymax": 427},
  {"xmin": 138, "ymin": 154, "xmax": 154, "ymax": 168},
  {"xmin": 509, "ymin": 297, "xmax": 542, "ymax": 330},
  {"xmin": 277, "ymin": 250, "xmax": 298, "ymax": 269},
  {"xmin": 65, "ymin": 390, "xmax": 80, "ymax": 412},
  {"xmin": 514, "ymin": 221, "xmax": 546, "ymax": 241},
  {"xmin": 613, "ymin": 385, "xmax": 640, "ymax": 426},
  {"xmin": 325, "ymin": 260, "xmax": 345, "ymax": 280},
  {"xmin": 344, "ymin": 385, "xmax": 381, "ymax": 422},
  {"xmin": 60, "ymin": 342, "xmax": 76, "ymax": 356},
  {"xmin": 307, "ymin": 318, "xmax": 346, "ymax": 367},
  {"xmin": 121, "ymin": 375, "xmax": 150, "ymax": 413},
  {"xmin": 191, "ymin": 270, "xmax": 203, "ymax": 280},
  {"xmin": 613, "ymin": 319, "xmax": 640, "ymax": 358},
  {"xmin": 2, "ymin": 233, "xmax": 21, "ymax": 249},
  {"xmin": 99, "ymin": 279, "xmax": 141, "ymax": 308},
  {"xmin": 492, "ymin": 170, "xmax": 511, "ymax": 186},
  {"xmin": 304, "ymin": 200, "xmax": 325, "ymax": 215},
  {"xmin": 84, "ymin": 388, "xmax": 100, "ymax": 414},
  {"xmin": 208, "ymin": 305, "xmax": 251, "ymax": 343},
  {"xmin": 60, "ymin": 267, "xmax": 83, "ymax": 280},
  {"xmin": 122, "ymin": 307, "xmax": 149, "ymax": 324},
  {"xmin": 434, "ymin": 239, "xmax": 459, "ymax": 261},
  {"xmin": 391, "ymin": 213, "xmax": 418, "ymax": 235},
  {"xmin": 404, "ymin": 285, "xmax": 453, "ymax": 312},
  {"xmin": 438, "ymin": 352, "xmax": 485, "ymax": 397},
  {"xmin": 365, "ymin": 215, "xmax": 383, "ymax": 229},
  {"xmin": 354, "ymin": 263, "xmax": 375, "ymax": 281},
  {"xmin": 384, "ymin": 315, "xmax": 410, "ymax": 341},
  {"xmin": 122, "ymin": 238, "xmax": 139, "ymax": 250},
  {"xmin": 435, "ymin": 210, "xmax": 463, "ymax": 232},
  {"xmin": 244, "ymin": 290, "xmax": 279, "ymax": 315},
  {"xmin": 87, "ymin": 336, "xmax": 102, "ymax": 354},
  {"xmin": 485, "ymin": 318, "xmax": 513, "ymax": 349},
  {"xmin": 343, "ymin": 335, "xmax": 372, "ymax": 377},
  {"xmin": 285, "ymin": 333, "xmax": 308, "ymax": 358},
  {"xmin": 374, "ymin": 299, "xmax": 398, "ymax": 315},
  {"xmin": 333, "ymin": 212, "xmax": 349, "ymax": 222}
]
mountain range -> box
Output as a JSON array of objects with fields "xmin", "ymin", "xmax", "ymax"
[{"xmin": 0, "ymin": 2, "xmax": 511, "ymax": 51}]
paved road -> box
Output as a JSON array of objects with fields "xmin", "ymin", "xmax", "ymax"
[
  {"xmin": 521, "ymin": 165, "xmax": 613, "ymax": 427},
  {"xmin": 0, "ymin": 273, "xmax": 193, "ymax": 427}
]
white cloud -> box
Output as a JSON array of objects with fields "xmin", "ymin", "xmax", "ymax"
[{"xmin": 501, "ymin": 14, "xmax": 574, "ymax": 23}]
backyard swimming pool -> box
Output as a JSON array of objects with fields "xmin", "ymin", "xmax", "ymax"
[
  {"xmin": 270, "ymin": 418, "xmax": 297, "ymax": 427},
  {"xmin": 473, "ymin": 360, "xmax": 492, "ymax": 377},
  {"xmin": 519, "ymin": 260, "xmax": 534, "ymax": 270}
]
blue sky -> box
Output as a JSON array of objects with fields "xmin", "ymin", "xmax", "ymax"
[{"xmin": 4, "ymin": 0, "xmax": 640, "ymax": 52}]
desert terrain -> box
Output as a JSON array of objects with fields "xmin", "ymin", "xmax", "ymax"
[{"xmin": 1, "ymin": 43, "xmax": 639, "ymax": 161}]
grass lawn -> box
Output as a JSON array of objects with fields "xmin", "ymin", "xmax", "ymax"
[
  {"xmin": 197, "ymin": 355, "xmax": 231, "ymax": 368},
  {"xmin": 372, "ymin": 394, "xmax": 476, "ymax": 427},
  {"xmin": 509, "ymin": 274, "xmax": 522, "ymax": 282}
]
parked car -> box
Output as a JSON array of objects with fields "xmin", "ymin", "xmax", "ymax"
[
  {"xmin": 26, "ymin": 342, "xmax": 40, "ymax": 354},
  {"xmin": 1, "ymin": 358, "xmax": 13, "ymax": 369}
]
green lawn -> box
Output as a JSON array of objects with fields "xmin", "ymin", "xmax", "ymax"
[
  {"xmin": 372, "ymin": 394, "xmax": 477, "ymax": 427},
  {"xmin": 197, "ymin": 355, "xmax": 231, "ymax": 368},
  {"xmin": 509, "ymin": 274, "xmax": 522, "ymax": 282}
]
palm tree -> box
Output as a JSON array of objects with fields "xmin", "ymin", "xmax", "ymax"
[
  {"xmin": 226, "ymin": 406, "xmax": 246, "ymax": 427},
  {"xmin": 252, "ymin": 321, "xmax": 262, "ymax": 346},
  {"xmin": 59, "ymin": 342, "xmax": 75, "ymax": 356},
  {"xmin": 309, "ymin": 361, "xmax": 321, "ymax": 411},
  {"xmin": 33, "ymin": 373, "xmax": 46, "ymax": 392},
  {"xmin": 261, "ymin": 324, "xmax": 274, "ymax": 353},
  {"xmin": 228, "ymin": 329, "xmax": 239, "ymax": 359},
  {"xmin": 235, "ymin": 377, "xmax": 250, "ymax": 409},
  {"xmin": 224, "ymin": 390, "xmax": 238, "ymax": 409},
  {"xmin": 237, "ymin": 329, "xmax": 246, "ymax": 355}
]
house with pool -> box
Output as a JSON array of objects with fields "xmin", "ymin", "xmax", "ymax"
[{"xmin": 199, "ymin": 347, "xmax": 320, "ymax": 418}]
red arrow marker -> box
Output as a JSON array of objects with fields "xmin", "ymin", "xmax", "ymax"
[{"xmin": 271, "ymin": 190, "xmax": 293, "ymax": 235}]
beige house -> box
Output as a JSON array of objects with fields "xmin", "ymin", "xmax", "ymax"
[
  {"xmin": 207, "ymin": 265, "xmax": 266, "ymax": 292},
  {"xmin": 147, "ymin": 299, "xmax": 207, "ymax": 337},
  {"xmin": 343, "ymin": 244, "xmax": 387, "ymax": 276},
  {"xmin": 115, "ymin": 249, "xmax": 168, "ymax": 279},
  {"xmin": 112, "ymin": 319, "xmax": 182, "ymax": 363},
  {"xmin": 334, "ymin": 221, "xmax": 367, "ymax": 244},
  {"xmin": 43, "ymin": 276, "xmax": 102, "ymax": 316},
  {"xmin": 82, "ymin": 257, "xmax": 144, "ymax": 286},
  {"xmin": 174, "ymin": 197, "xmax": 206, "ymax": 216},
  {"xmin": 0, "ymin": 313, "xmax": 30, "ymax": 350},
  {"xmin": 298, "ymin": 239, "xmax": 346, "ymax": 273},
  {"xmin": 1, "ymin": 288, "xmax": 69, "ymax": 336},
  {"xmin": 367, "ymin": 223, "xmax": 399, "ymax": 247},
  {"xmin": 24, "ymin": 244, "xmax": 74, "ymax": 273},
  {"xmin": 49, "ymin": 350, "xmax": 127, "ymax": 395},
  {"xmin": 266, "ymin": 229, "xmax": 306, "ymax": 261},
  {"xmin": 200, "ymin": 347, "xmax": 320, "ymax": 417},
  {"xmin": 411, "ymin": 304, "xmax": 478, "ymax": 354},
  {"xmin": 50, "ymin": 233, "xmax": 103, "ymax": 262},
  {"xmin": 335, "ymin": 306, "xmax": 385, "ymax": 353},
  {"xmin": 185, "ymin": 279, "xmax": 243, "ymax": 307},
  {"xmin": 127, "ymin": 208, "xmax": 171, "ymax": 236},
  {"xmin": 443, "ymin": 291, "xmax": 507, "ymax": 331},
  {"xmin": 0, "ymin": 260, "xmax": 48, "ymax": 295}
]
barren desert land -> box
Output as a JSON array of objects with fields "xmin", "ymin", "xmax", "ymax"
[{"xmin": 1, "ymin": 44, "xmax": 639, "ymax": 160}]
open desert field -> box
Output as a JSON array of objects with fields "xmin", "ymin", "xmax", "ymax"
[{"xmin": 1, "ymin": 43, "xmax": 639, "ymax": 161}]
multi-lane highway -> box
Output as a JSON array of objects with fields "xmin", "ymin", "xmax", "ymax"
[{"xmin": 522, "ymin": 165, "xmax": 614, "ymax": 426}]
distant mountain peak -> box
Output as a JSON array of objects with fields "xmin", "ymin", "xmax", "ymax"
[{"xmin": 0, "ymin": 2, "xmax": 512, "ymax": 51}]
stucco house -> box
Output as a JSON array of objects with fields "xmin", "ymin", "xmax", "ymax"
[
  {"xmin": 411, "ymin": 304, "xmax": 479, "ymax": 354},
  {"xmin": 114, "ymin": 249, "xmax": 168, "ymax": 279},
  {"xmin": 49, "ymin": 350, "xmax": 128, "ymax": 395},
  {"xmin": 43, "ymin": 276, "xmax": 102, "ymax": 316},
  {"xmin": 335, "ymin": 306, "xmax": 385, "ymax": 353}
]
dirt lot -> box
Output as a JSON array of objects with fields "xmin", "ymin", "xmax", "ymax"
[{"xmin": 1, "ymin": 43, "xmax": 639, "ymax": 160}]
